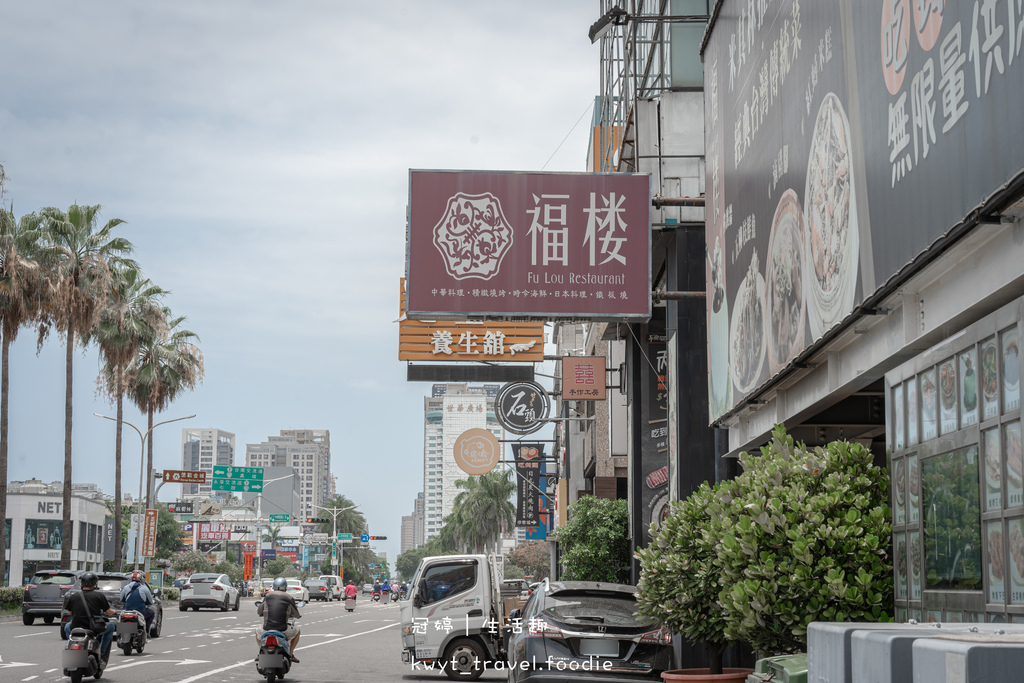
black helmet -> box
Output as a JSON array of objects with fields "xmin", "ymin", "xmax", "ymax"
[
  {"xmin": 80, "ymin": 572, "xmax": 98, "ymax": 588},
  {"xmin": 273, "ymin": 577, "xmax": 288, "ymax": 591}
]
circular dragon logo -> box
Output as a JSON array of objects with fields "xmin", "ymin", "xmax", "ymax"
[{"xmin": 432, "ymin": 192, "xmax": 514, "ymax": 280}]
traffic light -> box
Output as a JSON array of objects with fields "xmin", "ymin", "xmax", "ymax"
[
  {"xmin": 368, "ymin": 535, "xmax": 387, "ymax": 540},
  {"xmin": 305, "ymin": 517, "xmax": 330, "ymax": 524}
]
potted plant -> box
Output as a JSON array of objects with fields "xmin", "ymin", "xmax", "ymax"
[
  {"xmin": 708, "ymin": 426, "xmax": 894, "ymax": 654},
  {"xmin": 636, "ymin": 482, "xmax": 751, "ymax": 681}
]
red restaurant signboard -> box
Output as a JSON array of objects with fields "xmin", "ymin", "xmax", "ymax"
[{"xmin": 406, "ymin": 170, "xmax": 651, "ymax": 322}]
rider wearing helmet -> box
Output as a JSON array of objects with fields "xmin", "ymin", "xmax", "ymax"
[
  {"xmin": 255, "ymin": 577, "xmax": 302, "ymax": 663},
  {"xmin": 120, "ymin": 570, "xmax": 156, "ymax": 633},
  {"xmin": 65, "ymin": 572, "xmax": 117, "ymax": 660},
  {"xmin": 343, "ymin": 580, "xmax": 358, "ymax": 600}
]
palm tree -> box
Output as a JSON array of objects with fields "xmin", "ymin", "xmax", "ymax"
[
  {"xmin": 40, "ymin": 204, "xmax": 134, "ymax": 569},
  {"xmin": 96, "ymin": 267, "xmax": 166, "ymax": 571},
  {"xmin": 0, "ymin": 205, "xmax": 49, "ymax": 571},
  {"xmin": 262, "ymin": 525, "xmax": 282, "ymax": 549},
  {"xmin": 127, "ymin": 307, "xmax": 203, "ymax": 507},
  {"xmin": 312, "ymin": 495, "xmax": 373, "ymax": 575},
  {"xmin": 448, "ymin": 469, "xmax": 516, "ymax": 555}
]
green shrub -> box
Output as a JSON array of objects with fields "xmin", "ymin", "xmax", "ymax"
[
  {"xmin": 0, "ymin": 586, "xmax": 25, "ymax": 609},
  {"xmin": 708, "ymin": 426, "xmax": 893, "ymax": 653},
  {"xmin": 636, "ymin": 482, "xmax": 731, "ymax": 672},
  {"xmin": 555, "ymin": 496, "xmax": 630, "ymax": 583},
  {"xmin": 160, "ymin": 587, "xmax": 180, "ymax": 602}
]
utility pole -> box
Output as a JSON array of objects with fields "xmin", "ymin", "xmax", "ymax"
[{"xmin": 310, "ymin": 503, "xmax": 358, "ymax": 577}]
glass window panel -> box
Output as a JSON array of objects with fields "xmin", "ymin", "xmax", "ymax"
[
  {"xmin": 894, "ymin": 384, "xmax": 905, "ymax": 450},
  {"xmin": 908, "ymin": 378, "xmax": 919, "ymax": 446},
  {"xmin": 23, "ymin": 520, "xmax": 64, "ymax": 549},
  {"xmin": 959, "ymin": 348, "xmax": 979, "ymax": 427},
  {"xmin": 896, "ymin": 532, "xmax": 908, "ymax": 599},
  {"xmin": 1008, "ymin": 517, "xmax": 1024, "ymax": 605},
  {"xmin": 984, "ymin": 428, "xmax": 1003, "ymax": 511},
  {"xmin": 988, "ymin": 520, "xmax": 1007, "ymax": 604},
  {"xmin": 922, "ymin": 447, "xmax": 982, "ymax": 591},
  {"xmin": 990, "ymin": 613, "xmax": 1007, "ymax": 623},
  {"xmin": 908, "ymin": 454, "xmax": 921, "ymax": 524},
  {"xmin": 1007, "ymin": 421, "xmax": 1023, "ymax": 509},
  {"xmin": 921, "ymin": 369, "xmax": 938, "ymax": 441},
  {"xmin": 981, "ymin": 337, "xmax": 1000, "ymax": 420},
  {"xmin": 945, "ymin": 610, "xmax": 963, "ymax": 622},
  {"xmin": 894, "ymin": 458, "xmax": 907, "ymax": 525},
  {"xmin": 926, "ymin": 610, "xmax": 942, "ymax": 623},
  {"xmin": 1003, "ymin": 327, "xmax": 1020, "ymax": 412},
  {"xmin": 909, "ymin": 529, "xmax": 922, "ymax": 599},
  {"xmin": 939, "ymin": 358, "xmax": 957, "ymax": 434},
  {"xmin": 896, "ymin": 607, "xmax": 908, "ymax": 623}
]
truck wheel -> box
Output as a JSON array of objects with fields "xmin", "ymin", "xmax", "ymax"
[{"xmin": 442, "ymin": 638, "xmax": 486, "ymax": 681}]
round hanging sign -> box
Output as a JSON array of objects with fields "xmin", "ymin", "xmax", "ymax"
[
  {"xmin": 453, "ymin": 428, "xmax": 500, "ymax": 475},
  {"xmin": 495, "ymin": 380, "xmax": 550, "ymax": 435}
]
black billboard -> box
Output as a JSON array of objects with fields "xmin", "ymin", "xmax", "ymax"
[
  {"xmin": 705, "ymin": 0, "xmax": 1024, "ymax": 421},
  {"xmin": 513, "ymin": 443, "xmax": 543, "ymax": 527}
]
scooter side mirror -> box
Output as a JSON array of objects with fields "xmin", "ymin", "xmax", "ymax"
[
  {"xmin": 153, "ymin": 588, "xmax": 162, "ymax": 598},
  {"xmin": 295, "ymin": 600, "xmax": 307, "ymax": 608},
  {"xmin": 254, "ymin": 600, "xmax": 263, "ymax": 608}
]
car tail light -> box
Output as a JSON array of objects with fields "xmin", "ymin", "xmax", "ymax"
[
  {"xmin": 264, "ymin": 635, "xmax": 279, "ymax": 648},
  {"xmin": 639, "ymin": 627, "xmax": 673, "ymax": 645},
  {"xmin": 320, "ymin": 587, "xmax": 325, "ymax": 591},
  {"xmin": 212, "ymin": 585, "xmax": 224, "ymax": 591},
  {"xmin": 26, "ymin": 584, "xmax": 37, "ymax": 590},
  {"xmin": 527, "ymin": 621, "xmax": 564, "ymax": 638},
  {"xmin": 69, "ymin": 642, "xmax": 83, "ymax": 650}
]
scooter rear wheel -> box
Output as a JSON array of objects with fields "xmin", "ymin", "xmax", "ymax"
[
  {"xmin": 70, "ymin": 672, "xmax": 83, "ymax": 683},
  {"xmin": 122, "ymin": 644, "xmax": 132, "ymax": 656}
]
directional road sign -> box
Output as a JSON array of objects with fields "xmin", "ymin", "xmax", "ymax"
[
  {"xmin": 269, "ymin": 514, "xmax": 290, "ymax": 524},
  {"xmin": 360, "ymin": 533, "xmax": 369, "ymax": 543},
  {"xmin": 337, "ymin": 533, "xmax": 352, "ymax": 541},
  {"xmin": 211, "ymin": 465, "xmax": 263, "ymax": 492},
  {"xmin": 163, "ymin": 469, "xmax": 207, "ymax": 484}
]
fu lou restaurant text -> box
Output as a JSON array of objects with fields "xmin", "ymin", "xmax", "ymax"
[{"xmin": 703, "ymin": 0, "xmax": 1024, "ymax": 622}]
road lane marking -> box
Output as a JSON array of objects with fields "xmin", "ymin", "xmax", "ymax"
[
  {"xmin": 105, "ymin": 658, "xmax": 210, "ymax": 673},
  {"xmin": 20, "ymin": 676, "xmax": 37, "ymax": 681},
  {"xmin": 44, "ymin": 669, "xmax": 56, "ymax": 673},
  {"xmin": 13, "ymin": 633, "xmax": 48, "ymax": 638}
]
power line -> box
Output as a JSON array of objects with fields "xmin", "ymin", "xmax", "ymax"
[{"xmin": 541, "ymin": 100, "xmax": 595, "ymax": 171}]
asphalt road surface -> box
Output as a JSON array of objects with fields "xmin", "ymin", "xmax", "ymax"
[{"xmin": 0, "ymin": 598, "xmax": 506, "ymax": 682}]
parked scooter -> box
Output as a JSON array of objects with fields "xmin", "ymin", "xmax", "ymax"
[
  {"xmin": 116, "ymin": 608, "xmax": 148, "ymax": 655},
  {"xmin": 254, "ymin": 600, "xmax": 305, "ymax": 683},
  {"xmin": 62, "ymin": 617, "xmax": 109, "ymax": 683}
]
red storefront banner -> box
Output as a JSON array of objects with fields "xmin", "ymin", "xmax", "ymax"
[
  {"xmin": 197, "ymin": 523, "xmax": 229, "ymax": 541},
  {"xmin": 407, "ymin": 170, "xmax": 651, "ymax": 323},
  {"xmin": 279, "ymin": 552, "xmax": 297, "ymax": 562}
]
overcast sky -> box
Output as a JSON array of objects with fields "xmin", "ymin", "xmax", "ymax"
[{"xmin": 0, "ymin": 1, "xmax": 597, "ymax": 564}]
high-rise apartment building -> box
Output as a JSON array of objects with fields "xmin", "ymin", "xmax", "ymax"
[
  {"xmin": 245, "ymin": 430, "xmax": 330, "ymax": 520},
  {"xmin": 180, "ymin": 429, "xmax": 236, "ymax": 500},
  {"xmin": 413, "ymin": 492, "xmax": 425, "ymax": 549},
  {"xmin": 400, "ymin": 514, "xmax": 415, "ymax": 554},
  {"xmin": 423, "ymin": 384, "xmax": 502, "ymax": 542}
]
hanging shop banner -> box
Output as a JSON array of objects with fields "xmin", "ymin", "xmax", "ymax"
[
  {"xmin": 197, "ymin": 522, "xmax": 229, "ymax": 542},
  {"xmin": 407, "ymin": 170, "xmax": 651, "ymax": 322},
  {"xmin": 562, "ymin": 356, "xmax": 608, "ymax": 400},
  {"xmin": 704, "ymin": 0, "xmax": 1024, "ymax": 421},
  {"xmin": 140, "ymin": 509, "xmax": 159, "ymax": 558},
  {"xmin": 640, "ymin": 316, "xmax": 670, "ymax": 548},
  {"xmin": 453, "ymin": 427, "xmax": 501, "ymax": 475},
  {"xmin": 104, "ymin": 517, "xmax": 117, "ymax": 561},
  {"xmin": 243, "ymin": 553, "xmax": 255, "ymax": 580},
  {"xmin": 513, "ymin": 443, "xmax": 544, "ymax": 527},
  {"xmin": 398, "ymin": 279, "xmax": 544, "ymax": 361}
]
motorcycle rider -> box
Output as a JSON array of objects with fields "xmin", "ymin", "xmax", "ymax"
[
  {"xmin": 119, "ymin": 570, "xmax": 155, "ymax": 633},
  {"xmin": 64, "ymin": 571, "xmax": 117, "ymax": 661},
  {"xmin": 255, "ymin": 577, "xmax": 301, "ymax": 663},
  {"xmin": 372, "ymin": 579, "xmax": 381, "ymax": 599},
  {"xmin": 343, "ymin": 580, "xmax": 358, "ymax": 601},
  {"xmin": 381, "ymin": 578, "xmax": 391, "ymax": 595}
]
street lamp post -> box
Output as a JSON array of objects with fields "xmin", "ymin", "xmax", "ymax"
[
  {"xmin": 310, "ymin": 503, "xmax": 358, "ymax": 577},
  {"xmin": 95, "ymin": 412, "xmax": 195, "ymax": 571}
]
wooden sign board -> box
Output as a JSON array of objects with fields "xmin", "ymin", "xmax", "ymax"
[{"xmin": 399, "ymin": 279, "xmax": 544, "ymax": 362}]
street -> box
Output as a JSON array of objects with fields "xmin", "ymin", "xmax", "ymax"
[{"xmin": 0, "ymin": 599, "xmax": 504, "ymax": 683}]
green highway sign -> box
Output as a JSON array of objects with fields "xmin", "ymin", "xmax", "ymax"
[
  {"xmin": 270, "ymin": 514, "xmax": 290, "ymax": 523},
  {"xmin": 337, "ymin": 533, "xmax": 352, "ymax": 541},
  {"xmin": 211, "ymin": 466, "xmax": 263, "ymax": 492}
]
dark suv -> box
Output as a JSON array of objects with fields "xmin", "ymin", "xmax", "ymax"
[{"xmin": 22, "ymin": 570, "xmax": 81, "ymax": 625}]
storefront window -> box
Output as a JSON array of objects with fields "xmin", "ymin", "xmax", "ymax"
[
  {"xmin": 894, "ymin": 458, "xmax": 906, "ymax": 525},
  {"xmin": 923, "ymin": 447, "xmax": 982, "ymax": 591},
  {"xmin": 981, "ymin": 337, "xmax": 1000, "ymax": 420},
  {"xmin": 1006, "ymin": 517, "xmax": 1024, "ymax": 605},
  {"xmin": 983, "ymin": 428, "xmax": 1002, "ymax": 511},
  {"xmin": 24, "ymin": 520, "xmax": 63, "ymax": 549},
  {"xmin": 895, "ymin": 532, "xmax": 908, "ymax": 599},
  {"xmin": 893, "ymin": 383, "xmax": 905, "ymax": 450},
  {"xmin": 1007, "ymin": 421, "xmax": 1023, "ymax": 509},
  {"xmin": 907, "ymin": 377, "xmax": 919, "ymax": 446},
  {"xmin": 987, "ymin": 520, "xmax": 1007, "ymax": 604},
  {"xmin": 88, "ymin": 524, "xmax": 97, "ymax": 553},
  {"xmin": 908, "ymin": 454, "xmax": 920, "ymax": 524},
  {"xmin": 939, "ymin": 358, "xmax": 957, "ymax": 433},
  {"xmin": 921, "ymin": 369, "xmax": 937, "ymax": 441}
]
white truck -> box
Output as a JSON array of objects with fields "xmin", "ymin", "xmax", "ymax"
[{"xmin": 400, "ymin": 553, "xmax": 519, "ymax": 681}]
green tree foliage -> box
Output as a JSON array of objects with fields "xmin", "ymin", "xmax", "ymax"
[
  {"xmin": 556, "ymin": 496, "xmax": 629, "ymax": 583},
  {"xmin": 154, "ymin": 506, "xmax": 183, "ymax": 559},
  {"xmin": 506, "ymin": 540, "xmax": 550, "ymax": 580},
  {"xmin": 213, "ymin": 560, "xmax": 242, "ymax": 584},
  {"xmin": 263, "ymin": 557, "xmax": 299, "ymax": 578},
  {"xmin": 636, "ymin": 483, "xmax": 730, "ymax": 673},
  {"xmin": 172, "ymin": 550, "xmax": 212, "ymax": 575}
]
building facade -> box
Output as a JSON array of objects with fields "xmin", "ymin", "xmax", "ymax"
[
  {"xmin": 423, "ymin": 384, "xmax": 503, "ymax": 542},
  {"xmin": 400, "ymin": 514, "xmax": 415, "ymax": 554},
  {"xmin": 4, "ymin": 491, "xmax": 109, "ymax": 586},
  {"xmin": 180, "ymin": 428, "xmax": 236, "ymax": 500},
  {"xmin": 245, "ymin": 430, "xmax": 331, "ymax": 520}
]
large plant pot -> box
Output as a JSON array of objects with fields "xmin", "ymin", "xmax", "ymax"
[{"xmin": 661, "ymin": 668, "xmax": 754, "ymax": 682}]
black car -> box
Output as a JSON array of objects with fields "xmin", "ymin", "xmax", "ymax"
[
  {"xmin": 506, "ymin": 581, "xmax": 674, "ymax": 683},
  {"xmin": 60, "ymin": 573, "xmax": 164, "ymax": 640},
  {"xmin": 22, "ymin": 570, "xmax": 82, "ymax": 625}
]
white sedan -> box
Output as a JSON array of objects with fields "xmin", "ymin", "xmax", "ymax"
[{"xmin": 285, "ymin": 578, "xmax": 309, "ymax": 602}]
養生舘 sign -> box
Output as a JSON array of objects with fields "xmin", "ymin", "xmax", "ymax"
[{"xmin": 406, "ymin": 170, "xmax": 651, "ymax": 323}]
